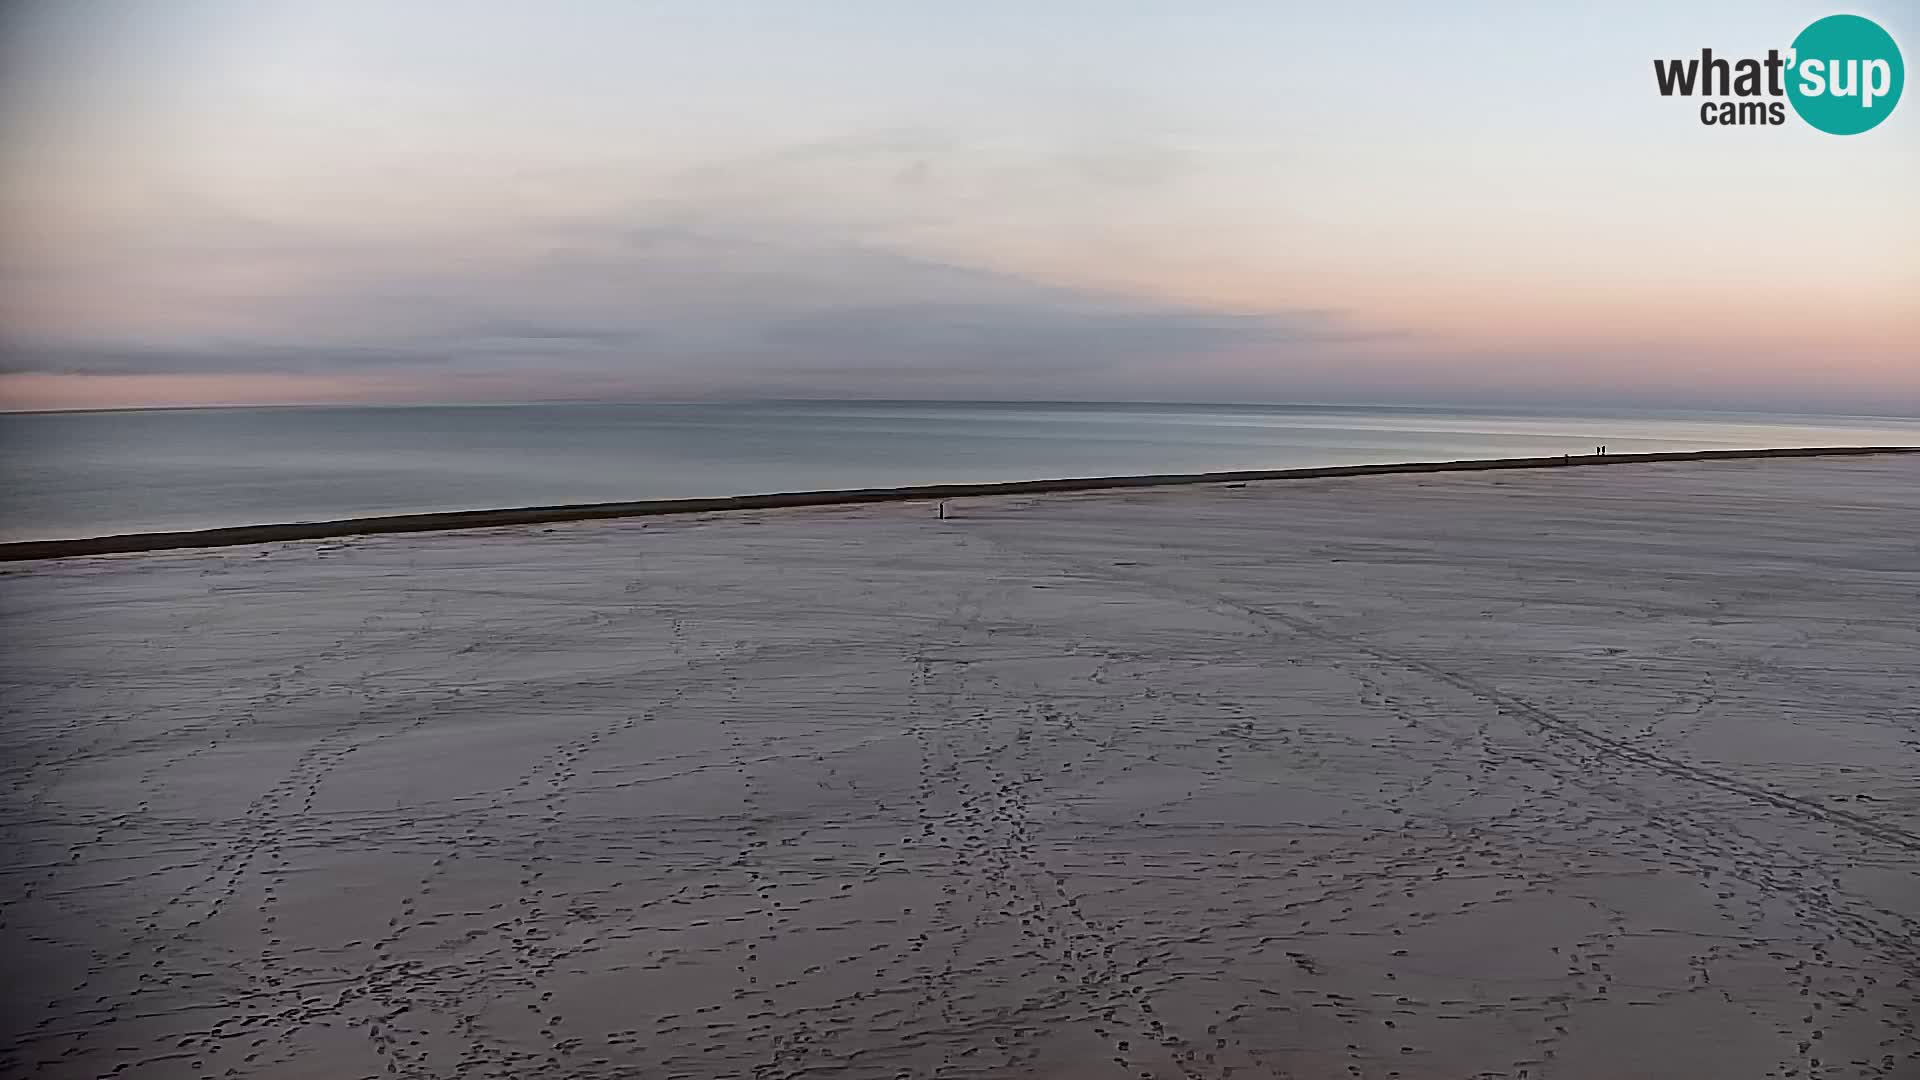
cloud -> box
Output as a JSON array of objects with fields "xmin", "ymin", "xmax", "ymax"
[
  {"xmin": 755, "ymin": 302, "xmax": 1350, "ymax": 365},
  {"xmin": 0, "ymin": 205, "xmax": 1374, "ymax": 386},
  {"xmin": 0, "ymin": 116, "xmax": 1396, "ymax": 406},
  {"xmin": 0, "ymin": 342, "xmax": 453, "ymax": 376}
]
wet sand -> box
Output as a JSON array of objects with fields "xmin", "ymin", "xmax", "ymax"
[{"xmin": 2, "ymin": 454, "xmax": 1916, "ymax": 1079}]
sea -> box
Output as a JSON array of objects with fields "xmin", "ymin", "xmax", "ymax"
[{"xmin": 2, "ymin": 401, "xmax": 1915, "ymax": 543}]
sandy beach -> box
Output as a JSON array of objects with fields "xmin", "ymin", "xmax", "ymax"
[{"xmin": 1, "ymin": 453, "xmax": 1915, "ymax": 1079}]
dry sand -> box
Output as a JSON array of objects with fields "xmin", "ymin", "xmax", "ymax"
[{"xmin": 1, "ymin": 454, "xmax": 1916, "ymax": 1080}]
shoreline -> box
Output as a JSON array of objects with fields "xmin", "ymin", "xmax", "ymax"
[{"xmin": 3, "ymin": 443, "xmax": 1913, "ymax": 562}]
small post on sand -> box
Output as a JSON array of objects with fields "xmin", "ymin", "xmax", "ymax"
[{"xmin": 938, "ymin": 501, "xmax": 947, "ymax": 520}]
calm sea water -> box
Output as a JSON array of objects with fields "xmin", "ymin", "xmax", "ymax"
[{"xmin": 2, "ymin": 401, "xmax": 1915, "ymax": 542}]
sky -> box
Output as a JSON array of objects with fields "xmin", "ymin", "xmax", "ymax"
[{"xmin": 0, "ymin": 1, "xmax": 1915, "ymax": 413}]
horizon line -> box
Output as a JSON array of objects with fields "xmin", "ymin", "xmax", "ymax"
[{"xmin": 6, "ymin": 397, "xmax": 1920, "ymax": 422}]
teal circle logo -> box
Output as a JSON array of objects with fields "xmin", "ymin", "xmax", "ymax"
[{"xmin": 1787, "ymin": 14, "xmax": 1904, "ymax": 134}]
